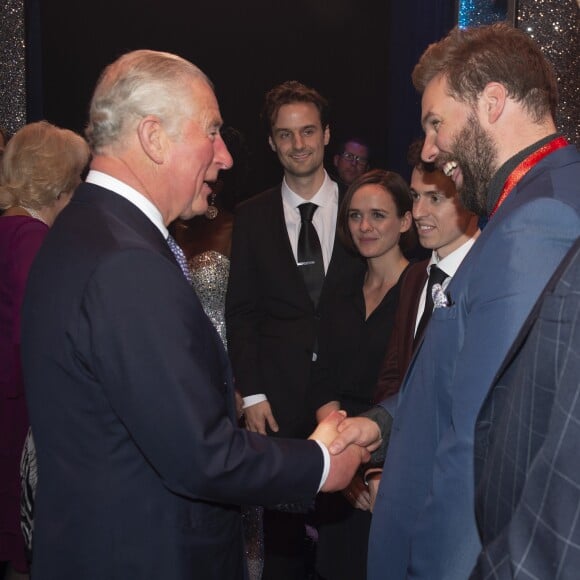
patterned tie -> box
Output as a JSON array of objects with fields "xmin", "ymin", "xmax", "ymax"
[
  {"xmin": 166, "ymin": 234, "xmax": 194, "ymax": 284},
  {"xmin": 297, "ymin": 203, "xmax": 325, "ymax": 306},
  {"xmin": 414, "ymin": 265, "xmax": 448, "ymax": 346}
]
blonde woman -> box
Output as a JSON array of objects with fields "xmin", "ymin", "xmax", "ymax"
[{"xmin": 0, "ymin": 121, "xmax": 89, "ymax": 580}]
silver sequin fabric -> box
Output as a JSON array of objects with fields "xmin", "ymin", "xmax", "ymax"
[
  {"xmin": 0, "ymin": 0, "xmax": 26, "ymax": 136},
  {"xmin": 188, "ymin": 249, "xmax": 264, "ymax": 580},
  {"xmin": 188, "ymin": 251, "xmax": 230, "ymax": 348}
]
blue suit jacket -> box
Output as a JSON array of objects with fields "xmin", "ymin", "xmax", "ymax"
[
  {"xmin": 471, "ymin": 236, "xmax": 580, "ymax": 579},
  {"xmin": 21, "ymin": 184, "xmax": 323, "ymax": 580},
  {"xmin": 368, "ymin": 144, "xmax": 580, "ymax": 580}
]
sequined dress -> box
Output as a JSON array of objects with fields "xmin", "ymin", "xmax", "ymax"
[
  {"xmin": 188, "ymin": 250, "xmax": 264, "ymax": 580},
  {"xmin": 189, "ymin": 251, "xmax": 230, "ymax": 347}
]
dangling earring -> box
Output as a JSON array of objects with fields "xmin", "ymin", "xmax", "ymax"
[{"xmin": 205, "ymin": 191, "xmax": 218, "ymax": 219}]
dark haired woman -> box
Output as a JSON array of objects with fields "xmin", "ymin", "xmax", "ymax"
[{"xmin": 313, "ymin": 169, "xmax": 413, "ymax": 580}]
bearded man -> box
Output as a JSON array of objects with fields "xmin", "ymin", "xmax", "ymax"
[{"xmin": 329, "ymin": 23, "xmax": 580, "ymax": 580}]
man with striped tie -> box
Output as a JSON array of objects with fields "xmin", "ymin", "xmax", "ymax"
[{"xmin": 21, "ymin": 50, "xmax": 367, "ymax": 580}]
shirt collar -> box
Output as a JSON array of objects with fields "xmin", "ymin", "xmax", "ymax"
[
  {"xmin": 86, "ymin": 170, "xmax": 168, "ymax": 238},
  {"xmin": 281, "ymin": 171, "xmax": 338, "ymax": 210},
  {"xmin": 428, "ymin": 235, "xmax": 478, "ymax": 277}
]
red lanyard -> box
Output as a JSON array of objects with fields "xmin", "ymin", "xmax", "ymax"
[{"xmin": 489, "ymin": 136, "xmax": 569, "ymax": 218}]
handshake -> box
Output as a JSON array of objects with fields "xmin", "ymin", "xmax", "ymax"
[{"xmin": 308, "ymin": 411, "xmax": 383, "ymax": 493}]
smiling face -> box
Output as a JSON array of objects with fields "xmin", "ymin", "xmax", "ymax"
[
  {"xmin": 268, "ymin": 102, "xmax": 329, "ymax": 182},
  {"xmin": 347, "ymin": 183, "xmax": 411, "ymax": 259},
  {"xmin": 165, "ymin": 78, "xmax": 232, "ymax": 221},
  {"xmin": 410, "ymin": 166, "xmax": 477, "ymax": 258},
  {"xmin": 420, "ymin": 74, "xmax": 498, "ymax": 216}
]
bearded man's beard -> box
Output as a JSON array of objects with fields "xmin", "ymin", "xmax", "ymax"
[{"xmin": 448, "ymin": 114, "xmax": 498, "ymax": 216}]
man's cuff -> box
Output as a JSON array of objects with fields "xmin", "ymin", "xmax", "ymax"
[
  {"xmin": 242, "ymin": 394, "xmax": 267, "ymax": 408},
  {"xmin": 314, "ymin": 441, "xmax": 330, "ymax": 492}
]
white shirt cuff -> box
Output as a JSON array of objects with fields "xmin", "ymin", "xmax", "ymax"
[
  {"xmin": 315, "ymin": 441, "xmax": 330, "ymax": 491},
  {"xmin": 242, "ymin": 394, "xmax": 267, "ymax": 408}
]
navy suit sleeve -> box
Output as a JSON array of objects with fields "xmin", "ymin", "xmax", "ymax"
[{"xmin": 81, "ymin": 248, "xmax": 322, "ymax": 507}]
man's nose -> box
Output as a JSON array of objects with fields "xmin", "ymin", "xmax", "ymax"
[{"xmin": 421, "ymin": 135, "xmax": 439, "ymax": 163}]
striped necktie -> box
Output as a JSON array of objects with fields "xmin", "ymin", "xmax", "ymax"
[{"xmin": 166, "ymin": 234, "xmax": 193, "ymax": 284}]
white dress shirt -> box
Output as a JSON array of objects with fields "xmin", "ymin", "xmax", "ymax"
[{"xmin": 281, "ymin": 171, "xmax": 339, "ymax": 272}]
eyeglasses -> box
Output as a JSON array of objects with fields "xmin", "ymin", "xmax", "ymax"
[{"xmin": 340, "ymin": 151, "xmax": 368, "ymax": 167}]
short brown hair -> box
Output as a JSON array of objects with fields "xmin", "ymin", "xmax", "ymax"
[
  {"xmin": 337, "ymin": 169, "xmax": 413, "ymax": 254},
  {"xmin": 0, "ymin": 121, "xmax": 90, "ymax": 210},
  {"xmin": 262, "ymin": 80, "xmax": 329, "ymax": 135},
  {"xmin": 412, "ymin": 23, "xmax": 558, "ymax": 122}
]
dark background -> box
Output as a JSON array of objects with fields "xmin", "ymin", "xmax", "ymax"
[{"xmin": 26, "ymin": 0, "xmax": 454, "ymax": 197}]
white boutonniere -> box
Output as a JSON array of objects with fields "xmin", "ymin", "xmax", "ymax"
[{"xmin": 432, "ymin": 283, "xmax": 452, "ymax": 308}]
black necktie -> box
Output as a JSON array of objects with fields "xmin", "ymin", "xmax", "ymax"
[
  {"xmin": 414, "ymin": 265, "xmax": 447, "ymax": 346},
  {"xmin": 297, "ymin": 203, "xmax": 325, "ymax": 306}
]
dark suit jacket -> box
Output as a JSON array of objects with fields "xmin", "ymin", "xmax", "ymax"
[
  {"xmin": 471, "ymin": 236, "xmax": 580, "ymax": 579},
  {"xmin": 21, "ymin": 183, "xmax": 323, "ymax": 580},
  {"xmin": 226, "ymin": 184, "xmax": 363, "ymax": 438},
  {"xmin": 367, "ymin": 144, "xmax": 580, "ymax": 580},
  {"xmin": 373, "ymin": 259, "xmax": 428, "ymax": 402}
]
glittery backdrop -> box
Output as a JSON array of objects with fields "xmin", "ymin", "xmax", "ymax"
[
  {"xmin": 0, "ymin": 0, "xmax": 26, "ymax": 138},
  {"xmin": 518, "ymin": 0, "xmax": 579, "ymax": 144},
  {"xmin": 458, "ymin": 0, "xmax": 511, "ymax": 27},
  {"xmin": 459, "ymin": 0, "xmax": 579, "ymax": 144}
]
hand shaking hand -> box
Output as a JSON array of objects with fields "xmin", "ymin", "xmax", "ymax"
[
  {"xmin": 328, "ymin": 416, "xmax": 383, "ymax": 455},
  {"xmin": 309, "ymin": 410, "xmax": 370, "ymax": 493}
]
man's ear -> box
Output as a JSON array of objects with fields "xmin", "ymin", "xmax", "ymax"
[
  {"xmin": 268, "ymin": 135, "xmax": 276, "ymax": 152},
  {"xmin": 324, "ymin": 125, "xmax": 330, "ymax": 146},
  {"xmin": 137, "ymin": 116, "xmax": 165, "ymax": 164},
  {"xmin": 400, "ymin": 210, "xmax": 413, "ymax": 234},
  {"xmin": 480, "ymin": 82, "xmax": 507, "ymax": 124}
]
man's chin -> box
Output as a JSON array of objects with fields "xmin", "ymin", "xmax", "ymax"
[{"xmin": 459, "ymin": 188, "xmax": 487, "ymax": 217}]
